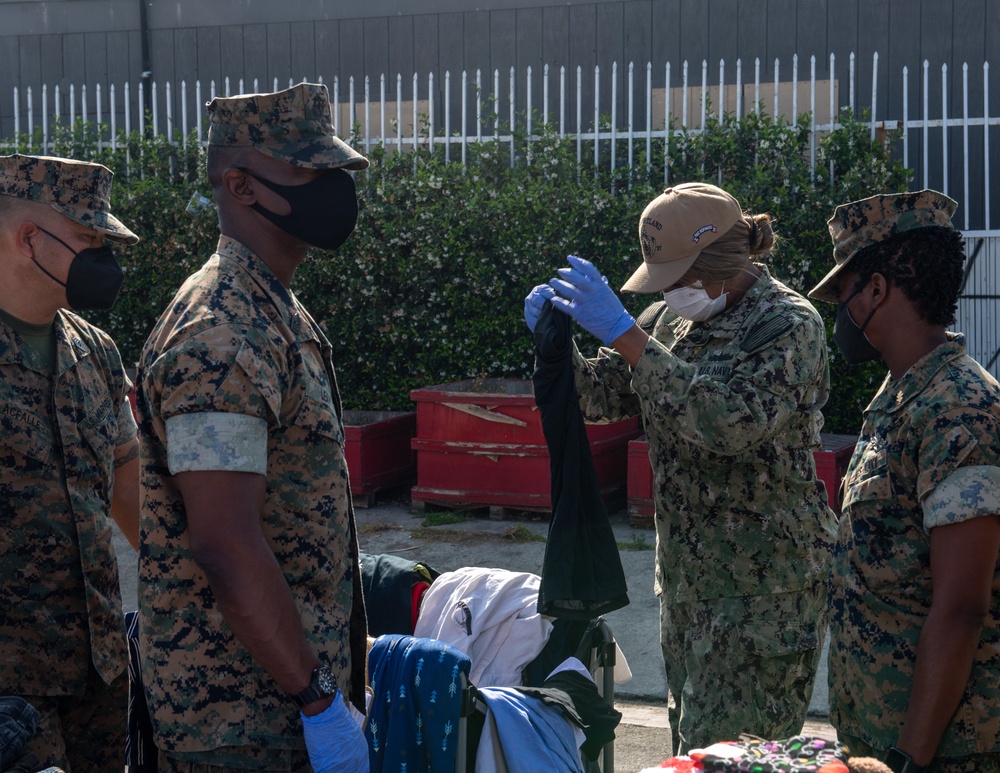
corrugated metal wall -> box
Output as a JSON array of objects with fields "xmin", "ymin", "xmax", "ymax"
[
  {"xmin": 0, "ymin": 0, "xmax": 997, "ymax": 373},
  {"xmin": 957, "ymin": 237, "xmax": 1000, "ymax": 380},
  {"xmin": 1, "ymin": 0, "xmax": 1000, "ymax": 230}
]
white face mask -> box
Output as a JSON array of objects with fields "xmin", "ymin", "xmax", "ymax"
[{"xmin": 661, "ymin": 281, "xmax": 728, "ymax": 321}]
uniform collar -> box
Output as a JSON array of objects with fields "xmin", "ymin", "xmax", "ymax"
[
  {"xmin": 215, "ymin": 235, "xmax": 307, "ymax": 337},
  {"xmin": 0, "ymin": 309, "xmax": 90, "ymax": 374},
  {"xmin": 867, "ymin": 332, "xmax": 967, "ymax": 414}
]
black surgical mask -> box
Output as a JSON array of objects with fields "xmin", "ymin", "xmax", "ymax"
[
  {"xmin": 833, "ymin": 287, "xmax": 881, "ymax": 365},
  {"xmin": 33, "ymin": 227, "xmax": 125, "ymax": 311},
  {"xmin": 243, "ymin": 168, "xmax": 359, "ymax": 251}
]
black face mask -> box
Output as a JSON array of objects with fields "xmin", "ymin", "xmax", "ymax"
[
  {"xmin": 33, "ymin": 227, "xmax": 125, "ymax": 311},
  {"xmin": 243, "ymin": 168, "xmax": 359, "ymax": 251},
  {"xmin": 833, "ymin": 287, "xmax": 881, "ymax": 365}
]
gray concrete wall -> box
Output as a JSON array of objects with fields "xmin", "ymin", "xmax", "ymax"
[{"xmin": 1, "ymin": 1, "xmax": 999, "ymax": 224}]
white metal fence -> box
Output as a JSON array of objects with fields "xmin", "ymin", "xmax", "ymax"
[
  {"xmin": 3, "ymin": 51, "xmax": 999, "ymax": 376},
  {"xmin": 5, "ymin": 51, "xmax": 1000, "ymax": 229}
]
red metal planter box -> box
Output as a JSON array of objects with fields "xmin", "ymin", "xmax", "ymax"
[
  {"xmin": 627, "ymin": 432, "xmax": 859, "ymax": 525},
  {"xmin": 342, "ymin": 410, "xmax": 417, "ymax": 504},
  {"xmin": 813, "ymin": 432, "xmax": 858, "ymax": 514},
  {"xmin": 627, "ymin": 437, "xmax": 656, "ymax": 521},
  {"xmin": 409, "ymin": 379, "xmax": 641, "ymax": 512}
]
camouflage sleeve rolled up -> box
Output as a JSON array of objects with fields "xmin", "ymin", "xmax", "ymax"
[
  {"xmin": 923, "ymin": 465, "xmax": 1000, "ymax": 529},
  {"xmin": 917, "ymin": 407, "xmax": 1000, "ymax": 529},
  {"xmin": 148, "ymin": 324, "xmax": 281, "ymax": 430},
  {"xmin": 571, "ymin": 342, "xmax": 642, "ymax": 423},
  {"xmin": 117, "ymin": 397, "xmax": 137, "ymax": 446},
  {"xmin": 630, "ymin": 304, "xmax": 827, "ymax": 456},
  {"xmin": 166, "ymin": 412, "xmax": 268, "ymax": 475}
]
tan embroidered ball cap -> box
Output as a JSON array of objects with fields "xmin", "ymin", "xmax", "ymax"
[
  {"xmin": 206, "ymin": 81, "xmax": 370, "ymax": 171},
  {"xmin": 809, "ymin": 189, "xmax": 957, "ymax": 303},
  {"xmin": 622, "ymin": 182, "xmax": 743, "ymax": 293},
  {"xmin": 0, "ymin": 153, "xmax": 139, "ymax": 244}
]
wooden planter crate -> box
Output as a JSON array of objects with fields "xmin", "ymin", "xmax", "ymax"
[
  {"xmin": 627, "ymin": 432, "xmax": 859, "ymax": 527},
  {"xmin": 409, "ymin": 378, "xmax": 641, "ymax": 513}
]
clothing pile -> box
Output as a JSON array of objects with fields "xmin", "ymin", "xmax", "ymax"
[
  {"xmin": 365, "ymin": 565, "xmax": 629, "ymax": 772},
  {"xmin": 638, "ymin": 736, "xmax": 851, "ymax": 772}
]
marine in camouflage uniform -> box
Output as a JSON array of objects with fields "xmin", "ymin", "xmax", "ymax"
[
  {"xmin": 0, "ymin": 154, "xmax": 140, "ymax": 771},
  {"xmin": 531, "ymin": 183, "xmax": 837, "ymax": 753},
  {"xmin": 136, "ymin": 83, "xmax": 370, "ymax": 772},
  {"xmin": 811, "ymin": 191, "xmax": 1000, "ymax": 772}
]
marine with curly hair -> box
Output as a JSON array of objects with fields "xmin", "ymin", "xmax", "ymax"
[{"xmin": 810, "ymin": 190, "xmax": 1000, "ymax": 773}]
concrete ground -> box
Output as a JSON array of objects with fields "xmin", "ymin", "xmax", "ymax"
[{"xmin": 113, "ymin": 492, "xmax": 837, "ymax": 772}]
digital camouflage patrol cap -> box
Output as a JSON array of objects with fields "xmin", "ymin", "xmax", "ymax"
[
  {"xmin": 622, "ymin": 182, "xmax": 743, "ymax": 293},
  {"xmin": 0, "ymin": 153, "xmax": 138, "ymax": 244},
  {"xmin": 207, "ymin": 82, "xmax": 370, "ymax": 171},
  {"xmin": 809, "ymin": 189, "xmax": 957, "ymax": 302}
]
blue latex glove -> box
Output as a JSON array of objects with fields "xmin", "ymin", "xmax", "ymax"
[
  {"xmin": 524, "ymin": 284, "xmax": 556, "ymax": 332},
  {"xmin": 301, "ymin": 692, "xmax": 369, "ymax": 773},
  {"xmin": 548, "ymin": 255, "xmax": 635, "ymax": 345}
]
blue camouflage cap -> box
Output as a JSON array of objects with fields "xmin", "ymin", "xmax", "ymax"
[
  {"xmin": 809, "ymin": 189, "xmax": 957, "ymax": 302},
  {"xmin": 206, "ymin": 82, "xmax": 369, "ymax": 171}
]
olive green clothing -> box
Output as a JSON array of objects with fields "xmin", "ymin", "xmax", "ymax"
[
  {"xmin": 661, "ymin": 585, "xmax": 827, "ymax": 753},
  {"xmin": 572, "ymin": 267, "xmax": 836, "ymax": 751},
  {"xmin": 829, "ymin": 335, "xmax": 1000, "ymax": 758},
  {"xmin": 0, "ymin": 306, "xmax": 55, "ymax": 372},
  {"xmin": 25, "ymin": 664, "xmax": 128, "ymax": 773},
  {"xmin": 573, "ymin": 267, "xmax": 838, "ymax": 603},
  {"xmin": 0, "ymin": 310, "xmax": 134, "ymax": 697},
  {"xmin": 137, "ymin": 236, "xmax": 367, "ymax": 755}
]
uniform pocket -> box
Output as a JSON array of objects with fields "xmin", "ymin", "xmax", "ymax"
[
  {"xmin": 295, "ymin": 393, "xmax": 344, "ymax": 445},
  {"xmin": 742, "ymin": 620, "xmax": 823, "ymax": 736},
  {"xmin": 743, "ymin": 620, "xmax": 820, "ymax": 658},
  {"xmin": 842, "ymin": 460, "xmax": 893, "ymax": 511},
  {"xmin": 0, "ymin": 414, "xmax": 53, "ymax": 472},
  {"xmin": 77, "ymin": 393, "xmax": 116, "ymax": 492}
]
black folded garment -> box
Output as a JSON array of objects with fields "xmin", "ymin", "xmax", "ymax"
[
  {"xmin": 519, "ymin": 668, "xmax": 623, "ymax": 761},
  {"xmin": 532, "ymin": 301, "xmax": 629, "ymax": 619}
]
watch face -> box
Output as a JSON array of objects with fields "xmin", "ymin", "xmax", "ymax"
[
  {"xmin": 317, "ymin": 664, "xmax": 337, "ymax": 695},
  {"xmin": 883, "ymin": 747, "xmax": 914, "ymax": 773}
]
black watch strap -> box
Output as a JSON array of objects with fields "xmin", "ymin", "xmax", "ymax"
[
  {"xmin": 291, "ymin": 663, "xmax": 337, "ymax": 708},
  {"xmin": 884, "ymin": 746, "xmax": 929, "ymax": 773}
]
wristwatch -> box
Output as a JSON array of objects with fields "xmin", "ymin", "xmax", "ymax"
[
  {"xmin": 291, "ymin": 663, "xmax": 338, "ymax": 708},
  {"xmin": 884, "ymin": 746, "xmax": 929, "ymax": 773}
]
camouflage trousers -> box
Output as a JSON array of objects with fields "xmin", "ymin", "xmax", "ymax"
[
  {"xmin": 158, "ymin": 744, "xmax": 312, "ymax": 772},
  {"xmin": 23, "ymin": 663, "xmax": 128, "ymax": 773},
  {"xmin": 838, "ymin": 732, "xmax": 1000, "ymax": 773},
  {"xmin": 660, "ymin": 584, "xmax": 828, "ymax": 754}
]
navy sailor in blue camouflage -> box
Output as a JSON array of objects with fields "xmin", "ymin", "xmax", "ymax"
[
  {"xmin": 525, "ymin": 182, "xmax": 837, "ymax": 753},
  {"xmin": 0, "ymin": 153, "xmax": 140, "ymax": 772},
  {"xmin": 811, "ymin": 190, "xmax": 1000, "ymax": 773},
  {"xmin": 136, "ymin": 82, "xmax": 371, "ymax": 773}
]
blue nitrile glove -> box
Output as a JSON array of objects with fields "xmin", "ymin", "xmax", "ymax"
[
  {"xmin": 301, "ymin": 692, "xmax": 369, "ymax": 773},
  {"xmin": 548, "ymin": 255, "xmax": 635, "ymax": 345},
  {"xmin": 524, "ymin": 284, "xmax": 556, "ymax": 332}
]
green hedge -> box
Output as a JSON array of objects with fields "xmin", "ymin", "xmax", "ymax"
[{"xmin": 8, "ymin": 112, "xmax": 909, "ymax": 433}]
